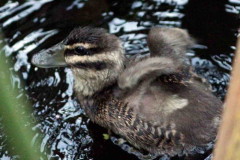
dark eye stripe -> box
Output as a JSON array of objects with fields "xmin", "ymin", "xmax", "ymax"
[
  {"xmin": 75, "ymin": 46, "xmax": 89, "ymax": 55},
  {"xmin": 65, "ymin": 47, "xmax": 103, "ymax": 56},
  {"xmin": 71, "ymin": 62, "xmax": 108, "ymax": 70}
]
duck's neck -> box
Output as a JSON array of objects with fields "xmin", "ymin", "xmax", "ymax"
[
  {"xmin": 72, "ymin": 69, "xmax": 116, "ymax": 97},
  {"xmin": 74, "ymin": 81, "xmax": 118, "ymax": 127}
]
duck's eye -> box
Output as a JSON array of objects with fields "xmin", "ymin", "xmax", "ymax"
[{"xmin": 74, "ymin": 46, "xmax": 89, "ymax": 55}]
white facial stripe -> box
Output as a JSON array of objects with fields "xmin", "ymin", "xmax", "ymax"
[
  {"xmin": 65, "ymin": 43, "xmax": 97, "ymax": 49},
  {"xmin": 65, "ymin": 51, "xmax": 121, "ymax": 64}
]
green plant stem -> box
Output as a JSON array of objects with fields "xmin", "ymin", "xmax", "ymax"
[{"xmin": 0, "ymin": 36, "xmax": 42, "ymax": 159}]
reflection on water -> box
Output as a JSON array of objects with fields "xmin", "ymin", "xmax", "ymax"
[{"xmin": 0, "ymin": 0, "xmax": 239, "ymax": 159}]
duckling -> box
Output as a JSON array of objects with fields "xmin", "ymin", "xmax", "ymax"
[{"xmin": 32, "ymin": 27, "xmax": 222, "ymax": 158}]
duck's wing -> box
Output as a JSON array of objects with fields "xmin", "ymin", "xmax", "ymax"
[{"xmin": 118, "ymin": 56, "xmax": 189, "ymax": 90}]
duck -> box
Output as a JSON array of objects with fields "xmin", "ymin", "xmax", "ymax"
[{"xmin": 31, "ymin": 27, "xmax": 223, "ymax": 158}]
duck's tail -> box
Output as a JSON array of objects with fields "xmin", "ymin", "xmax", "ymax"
[{"xmin": 147, "ymin": 27, "xmax": 195, "ymax": 60}]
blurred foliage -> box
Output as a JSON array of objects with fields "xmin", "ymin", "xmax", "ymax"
[{"xmin": 0, "ymin": 35, "xmax": 42, "ymax": 159}]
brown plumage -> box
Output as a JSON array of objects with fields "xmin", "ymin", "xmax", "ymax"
[{"xmin": 32, "ymin": 27, "xmax": 223, "ymax": 157}]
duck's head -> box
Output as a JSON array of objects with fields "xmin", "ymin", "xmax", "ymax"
[{"xmin": 32, "ymin": 27, "xmax": 125, "ymax": 96}]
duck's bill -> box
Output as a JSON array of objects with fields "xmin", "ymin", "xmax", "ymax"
[{"xmin": 31, "ymin": 42, "xmax": 67, "ymax": 68}]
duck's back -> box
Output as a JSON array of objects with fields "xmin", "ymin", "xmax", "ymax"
[{"xmin": 111, "ymin": 76, "xmax": 222, "ymax": 156}]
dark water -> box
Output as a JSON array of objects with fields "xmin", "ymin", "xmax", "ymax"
[{"xmin": 0, "ymin": 0, "xmax": 239, "ymax": 159}]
